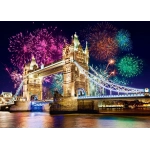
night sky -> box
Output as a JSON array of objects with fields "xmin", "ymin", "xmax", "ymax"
[{"xmin": 0, "ymin": 21, "xmax": 150, "ymax": 94}]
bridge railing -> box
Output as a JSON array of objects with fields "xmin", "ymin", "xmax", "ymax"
[{"xmin": 77, "ymin": 93, "xmax": 146, "ymax": 99}]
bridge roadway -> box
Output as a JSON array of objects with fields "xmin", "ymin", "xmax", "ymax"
[
  {"xmin": 77, "ymin": 93, "xmax": 150, "ymax": 101},
  {"xmin": 31, "ymin": 94, "xmax": 148, "ymax": 106},
  {"xmin": 31, "ymin": 100, "xmax": 53, "ymax": 106}
]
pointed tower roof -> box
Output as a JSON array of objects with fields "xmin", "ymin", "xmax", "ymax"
[
  {"xmin": 85, "ymin": 41, "xmax": 88, "ymax": 50},
  {"xmin": 63, "ymin": 39, "xmax": 68, "ymax": 48},
  {"xmin": 30, "ymin": 55, "xmax": 38, "ymax": 70},
  {"xmin": 85, "ymin": 41, "xmax": 89, "ymax": 55},
  {"xmin": 71, "ymin": 35, "xmax": 74, "ymax": 44},
  {"xmin": 73, "ymin": 32, "xmax": 80, "ymax": 50},
  {"xmin": 32, "ymin": 55, "xmax": 35, "ymax": 60}
]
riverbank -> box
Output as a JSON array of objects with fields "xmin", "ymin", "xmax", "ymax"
[{"xmin": 98, "ymin": 108, "xmax": 150, "ymax": 115}]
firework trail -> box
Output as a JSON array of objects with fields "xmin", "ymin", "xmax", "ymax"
[{"xmin": 0, "ymin": 62, "xmax": 11, "ymax": 75}]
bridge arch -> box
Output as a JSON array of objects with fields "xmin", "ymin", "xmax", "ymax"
[
  {"xmin": 77, "ymin": 88, "xmax": 86, "ymax": 97},
  {"xmin": 30, "ymin": 95, "xmax": 38, "ymax": 101}
]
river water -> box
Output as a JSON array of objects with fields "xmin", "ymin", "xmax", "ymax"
[{"xmin": 1, "ymin": 111, "xmax": 150, "ymax": 128}]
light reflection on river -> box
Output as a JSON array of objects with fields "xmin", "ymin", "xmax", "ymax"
[{"xmin": 0, "ymin": 112, "xmax": 150, "ymax": 128}]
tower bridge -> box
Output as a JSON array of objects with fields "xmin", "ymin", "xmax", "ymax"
[{"xmin": 7, "ymin": 33, "xmax": 150, "ymax": 113}]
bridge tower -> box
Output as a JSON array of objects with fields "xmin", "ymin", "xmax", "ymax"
[
  {"xmin": 23, "ymin": 56, "xmax": 42, "ymax": 101},
  {"xmin": 63, "ymin": 33, "xmax": 90, "ymax": 97}
]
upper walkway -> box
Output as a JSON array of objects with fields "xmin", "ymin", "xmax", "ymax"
[{"xmin": 26, "ymin": 60, "xmax": 64, "ymax": 78}]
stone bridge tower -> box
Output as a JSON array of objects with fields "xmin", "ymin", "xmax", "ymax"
[
  {"xmin": 23, "ymin": 56, "xmax": 42, "ymax": 101},
  {"xmin": 63, "ymin": 33, "xmax": 90, "ymax": 97}
]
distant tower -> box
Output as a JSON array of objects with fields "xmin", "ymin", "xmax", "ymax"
[{"xmin": 63, "ymin": 33, "xmax": 90, "ymax": 97}]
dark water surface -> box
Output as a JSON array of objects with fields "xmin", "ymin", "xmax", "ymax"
[{"xmin": 1, "ymin": 111, "xmax": 150, "ymax": 128}]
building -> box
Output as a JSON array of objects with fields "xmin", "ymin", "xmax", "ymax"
[{"xmin": 0, "ymin": 92, "xmax": 13, "ymax": 104}]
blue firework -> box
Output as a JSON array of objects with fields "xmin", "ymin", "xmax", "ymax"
[
  {"xmin": 116, "ymin": 29, "xmax": 132, "ymax": 51},
  {"xmin": 50, "ymin": 73, "xmax": 63, "ymax": 94}
]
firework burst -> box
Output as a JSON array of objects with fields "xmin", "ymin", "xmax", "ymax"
[
  {"xmin": 8, "ymin": 27, "xmax": 66, "ymax": 72},
  {"xmin": 116, "ymin": 54, "xmax": 143, "ymax": 78},
  {"xmin": 116, "ymin": 29, "xmax": 132, "ymax": 51},
  {"xmin": 80, "ymin": 22, "xmax": 118, "ymax": 61},
  {"xmin": 31, "ymin": 27, "xmax": 64, "ymax": 66},
  {"xmin": 50, "ymin": 73, "xmax": 63, "ymax": 94},
  {"xmin": 8, "ymin": 32, "xmax": 33, "ymax": 72},
  {"xmin": 10, "ymin": 70, "xmax": 23, "ymax": 88}
]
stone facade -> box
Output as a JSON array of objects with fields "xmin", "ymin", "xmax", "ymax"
[
  {"xmin": 23, "ymin": 56, "xmax": 42, "ymax": 101},
  {"xmin": 62, "ymin": 33, "xmax": 89, "ymax": 97},
  {"xmin": 0, "ymin": 92, "xmax": 13, "ymax": 103},
  {"xmin": 50, "ymin": 97, "xmax": 78, "ymax": 113}
]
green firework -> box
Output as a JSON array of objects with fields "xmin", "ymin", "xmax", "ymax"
[{"xmin": 117, "ymin": 54, "xmax": 143, "ymax": 78}]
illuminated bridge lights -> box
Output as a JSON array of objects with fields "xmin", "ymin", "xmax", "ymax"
[
  {"xmin": 74, "ymin": 61, "xmax": 144, "ymax": 94},
  {"xmin": 7, "ymin": 60, "xmax": 147, "ymax": 105},
  {"xmin": 31, "ymin": 100, "xmax": 53, "ymax": 107},
  {"xmin": 77, "ymin": 93, "xmax": 145, "ymax": 100}
]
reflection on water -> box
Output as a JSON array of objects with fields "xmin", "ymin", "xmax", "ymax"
[{"xmin": 1, "ymin": 112, "xmax": 150, "ymax": 128}]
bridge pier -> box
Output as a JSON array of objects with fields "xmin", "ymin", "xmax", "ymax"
[
  {"xmin": 77, "ymin": 99, "xmax": 99, "ymax": 113},
  {"xmin": 50, "ymin": 96, "xmax": 78, "ymax": 114},
  {"xmin": 9, "ymin": 101, "xmax": 51, "ymax": 112},
  {"xmin": 10, "ymin": 101, "xmax": 31, "ymax": 112}
]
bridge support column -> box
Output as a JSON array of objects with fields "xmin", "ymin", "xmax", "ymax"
[
  {"xmin": 50, "ymin": 97, "xmax": 78, "ymax": 114},
  {"xmin": 110, "ymin": 90, "xmax": 112, "ymax": 95},
  {"xmin": 10, "ymin": 101, "xmax": 31, "ymax": 112},
  {"xmin": 22, "ymin": 56, "xmax": 43, "ymax": 101},
  {"xmin": 23, "ymin": 76, "xmax": 43, "ymax": 101}
]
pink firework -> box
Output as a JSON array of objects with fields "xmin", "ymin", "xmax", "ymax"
[
  {"xmin": 8, "ymin": 27, "xmax": 66, "ymax": 72},
  {"xmin": 43, "ymin": 75, "xmax": 54, "ymax": 84},
  {"xmin": 10, "ymin": 70, "xmax": 23, "ymax": 88},
  {"xmin": 8, "ymin": 32, "xmax": 33, "ymax": 72},
  {"xmin": 8, "ymin": 26, "xmax": 66, "ymax": 90},
  {"xmin": 30, "ymin": 27, "xmax": 65, "ymax": 66}
]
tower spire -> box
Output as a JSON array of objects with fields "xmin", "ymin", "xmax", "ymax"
[
  {"xmin": 64, "ymin": 39, "xmax": 67, "ymax": 46},
  {"xmin": 30, "ymin": 54, "xmax": 38, "ymax": 70},
  {"xmin": 85, "ymin": 41, "xmax": 88, "ymax": 50},
  {"xmin": 73, "ymin": 32, "xmax": 80, "ymax": 50},
  {"xmin": 71, "ymin": 35, "xmax": 74, "ymax": 44},
  {"xmin": 31, "ymin": 54, "xmax": 35, "ymax": 60}
]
